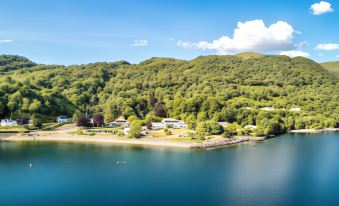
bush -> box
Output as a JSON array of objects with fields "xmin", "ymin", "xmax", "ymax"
[
  {"xmin": 76, "ymin": 116, "xmax": 91, "ymax": 127},
  {"xmin": 33, "ymin": 120, "xmax": 43, "ymax": 129},
  {"xmin": 129, "ymin": 120, "xmax": 143, "ymax": 138},
  {"xmin": 17, "ymin": 116, "xmax": 30, "ymax": 125},
  {"xmin": 92, "ymin": 114, "xmax": 104, "ymax": 127},
  {"xmin": 76, "ymin": 129, "xmax": 83, "ymax": 135},
  {"xmin": 187, "ymin": 132, "xmax": 196, "ymax": 139},
  {"xmin": 117, "ymin": 131, "xmax": 125, "ymax": 137},
  {"xmin": 163, "ymin": 128, "xmax": 172, "ymax": 135}
]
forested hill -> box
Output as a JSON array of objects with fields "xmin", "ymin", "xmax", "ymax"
[
  {"xmin": 321, "ymin": 61, "xmax": 339, "ymax": 77},
  {"xmin": 0, "ymin": 55, "xmax": 36, "ymax": 73},
  {"xmin": 0, "ymin": 54, "xmax": 338, "ymax": 131}
]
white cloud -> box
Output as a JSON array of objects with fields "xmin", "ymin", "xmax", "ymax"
[
  {"xmin": 177, "ymin": 40, "xmax": 194, "ymax": 48},
  {"xmin": 131, "ymin": 40, "xmax": 148, "ymax": 47},
  {"xmin": 336, "ymin": 55, "xmax": 339, "ymax": 58},
  {"xmin": 0, "ymin": 40, "xmax": 12, "ymax": 43},
  {"xmin": 315, "ymin": 43, "xmax": 339, "ymax": 50},
  {"xmin": 280, "ymin": 50, "xmax": 310, "ymax": 58},
  {"xmin": 310, "ymin": 1, "xmax": 334, "ymax": 15},
  {"xmin": 178, "ymin": 19, "xmax": 296, "ymax": 54}
]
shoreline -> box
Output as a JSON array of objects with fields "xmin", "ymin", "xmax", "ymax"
[
  {"xmin": 0, "ymin": 132, "xmax": 256, "ymax": 149},
  {"xmin": 290, "ymin": 128, "xmax": 339, "ymax": 133},
  {"xmin": 0, "ymin": 133, "xmax": 199, "ymax": 149}
]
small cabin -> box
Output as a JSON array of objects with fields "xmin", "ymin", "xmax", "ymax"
[
  {"xmin": 1, "ymin": 119, "xmax": 18, "ymax": 127},
  {"xmin": 217, "ymin": 122, "xmax": 228, "ymax": 128},
  {"xmin": 56, "ymin": 116, "xmax": 69, "ymax": 123},
  {"xmin": 107, "ymin": 116, "xmax": 130, "ymax": 127}
]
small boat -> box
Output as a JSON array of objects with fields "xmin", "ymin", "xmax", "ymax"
[
  {"xmin": 116, "ymin": 161, "xmax": 127, "ymax": 165},
  {"xmin": 29, "ymin": 162, "xmax": 33, "ymax": 168}
]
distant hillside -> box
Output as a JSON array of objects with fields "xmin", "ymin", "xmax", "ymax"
[
  {"xmin": 321, "ymin": 61, "xmax": 339, "ymax": 77},
  {"xmin": 235, "ymin": 52, "xmax": 266, "ymax": 59},
  {"xmin": 0, "ymin": 54, "xmax": 338, "ymax": 134},
  {"xmin": 0, "ymin": 55, "xmax": 36, "ymax": 73}
]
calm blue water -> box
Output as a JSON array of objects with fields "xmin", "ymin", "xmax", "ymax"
[{"xmin": 1, "ymin": 132, "xmax": 339, "ymax": 206}]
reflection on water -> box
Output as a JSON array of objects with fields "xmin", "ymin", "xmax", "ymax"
[{"xmin": 0, "ymin": 132, "xmax": 338, "ymax": 206}]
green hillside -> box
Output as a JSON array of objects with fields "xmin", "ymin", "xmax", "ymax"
[
  {"xmin": 321, "ymin": 61, "xmax": 339, "ymax": 77},
  {"xmin": 0, "ymin": 55, "xmax": 36, "ymax": 73},
  {"xmin": 0, "ymin": 54, "xmax": 338, "ymax": 135},
  {"xmin": 235, "ymin": 52, "xmax": 266, "ymax": 60}
]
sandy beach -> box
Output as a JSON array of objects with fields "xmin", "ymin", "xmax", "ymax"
[{"xmin": 0, "ymin": 132, "xmax": 200, "ymax": 148}]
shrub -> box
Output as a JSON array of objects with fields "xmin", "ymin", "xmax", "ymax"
[
  {"xmin": 92, "ymin": 114, "xmax": 104, "ymax": 127},
  {"xmin": 76, "ymin": 116, "xmax": 91, "ymax": 127}
]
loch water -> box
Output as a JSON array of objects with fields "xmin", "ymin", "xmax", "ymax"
[{"xmin": 1, "ymin": 132, "xmax": 339, "ymax": 206}]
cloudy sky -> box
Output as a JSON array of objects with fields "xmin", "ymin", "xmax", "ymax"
[{"xmin": 0, "ymin": 0, "xmax": 338, "ymax": 64}]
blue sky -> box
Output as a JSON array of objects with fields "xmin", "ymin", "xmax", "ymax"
[{"xmin": 0, "ymin": 0, "xmax": 338, "ymax": 65}]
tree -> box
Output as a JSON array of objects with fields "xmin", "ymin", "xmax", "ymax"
[
  {"xmin": 72, "ymin": 110, "xmax": 82, "ymax": 121},
  {"xmin": 195, "ymin": 122, "xmax": 208, "ymax": 139},
  {"xmin": 29, "ymin": 100, "xmax": 42, "ymax": 113},
  {"xmin": 154, "ymin": 103, "xmax": 166, "ymax": 117},
  {"xmin": 185, "ymin": 114, "xmax": 197, "ymax": 129},
  {"xmin": 129, "ymin": 120, "xmax": 143, "ymax": 138},
  {"xmin": 127, "ymin": 115, "xmax": 138, "ymax": 123},
  {"xmin": 17, "ymin": 116, "xmax": 30, "ymax": 125},
  {"xmin": 92, "ymin": 114, "xmax": 104, "ymax": 127},
  {"xmin": 77, "ymin": 116, "xmax": 91, "ymax": 127},
  {"xmin": 264, "ymin": 118, "xmax": 284, "ymax": 135},
  {"xmin": 223, "ymin": 123, "xmax": 237, "ymax": 138},
  {"xmin": 206, "ymin": 121, "xmax": 224, "ymax": 135}
]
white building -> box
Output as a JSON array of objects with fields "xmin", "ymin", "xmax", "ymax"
[
  {"xmin": 123, "ymin": 126, "xmax": 147, "ymax": 136},
  {"xmin": 107, "ymin": 116, "xmax": 130, "ymax": 127},
  {"xmin": 151, "ymin": 118, "xmax": 187, "ymax": 130},
  {"xmin": 56, "ymin": 116, "xmax": 69, "ymax": 123},
  {"xmin": 150, "ymin": 122, "xmax": 165, "ymax": 130},
  {"xmin": 290, "ymin": 108, "xmax": 301, "ymax": 112},
  {"xmin": 1, "ymin": 119, "xmax": 18, "ymax": 127},
  {"xmin": 260, "ymin": 107, "xmax": 275, "ymax": 111},
  {"xmin": 217, "ymin": 122, "xmax": 228, "ymax": 128},
  {"xmin": 244, "ymin": 125, "xmax": 257, "ymax": 130}
]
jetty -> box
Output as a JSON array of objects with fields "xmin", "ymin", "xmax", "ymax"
[{"xmin": 197, "ymin": 137, "xmax": 250, "ymax": 149}]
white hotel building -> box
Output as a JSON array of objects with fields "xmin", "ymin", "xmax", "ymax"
[{"xmin": 151, "ymin": 118, "xmax": 187, "ymax": 130}]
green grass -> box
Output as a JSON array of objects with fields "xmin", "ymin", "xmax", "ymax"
[
  {"xmin": 320, "ymin": 61, "xmax": 339, "ymax": 77},
  {"xmin": 0, "ymin": 126, "xmax": 29, "ymax": 133},
  {"xmin": 41, "ymin": 122, "xmax": 71, "ymax": 131}
]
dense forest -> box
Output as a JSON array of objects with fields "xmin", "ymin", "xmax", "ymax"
[{"xmin": 0, "ymin": 53, "xmax": 338, "ymax": 135}]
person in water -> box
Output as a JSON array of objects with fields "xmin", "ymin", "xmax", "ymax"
[{"xmin": 29, "ymin": 162, "xmax": 32, "ymax": 168}]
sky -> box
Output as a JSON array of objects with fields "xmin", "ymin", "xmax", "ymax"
[{"xmin": 0, "ymin": 0, "xmax": 338, "ymax": 65}]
